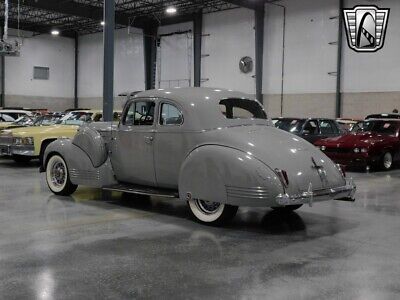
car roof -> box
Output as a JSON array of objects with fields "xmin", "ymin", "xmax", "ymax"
[
  {"xmin": 134, "ymin": 87, "xmax": 268, "ymax": 130},
  {"xmin": 0, "ymin": 109, "xmax": 32, "ymax": 114}
]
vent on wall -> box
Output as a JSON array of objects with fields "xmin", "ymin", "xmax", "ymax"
[{"xmin": 33, "ymin": 66, "xmax": 49, "ymax": 80}]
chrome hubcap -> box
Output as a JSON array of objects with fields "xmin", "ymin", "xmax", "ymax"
[
  {"xmin": 195, "ymin": 199, "xmax": 221, "ymax": 214},
  {"xmin": 383, "ymin": 153, "xmax": 392, "ymax": 169},
  {"xmin": 51, "ymin": 161, "xmax": 66, "ymax": 187}
]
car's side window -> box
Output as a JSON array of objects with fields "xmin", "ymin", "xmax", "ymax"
[
  {"xmin": 123, "ymin": 100, "xmax": 155, "ymax": 126},
  {"xmin": 160, "ymin": 103, "xmax": 183, "ymax": 126},
  {"xmin": 303, "ymin": 120, "xmax": 319, "ymax": 135},
  {"xmin": 320, "ymin": 120, "xmax": 335, "ymax": 134}
]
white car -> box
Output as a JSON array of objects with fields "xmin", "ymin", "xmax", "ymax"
[{"xmin": 0, "ymin": 109, "xmax": 34, "ymax": 120}]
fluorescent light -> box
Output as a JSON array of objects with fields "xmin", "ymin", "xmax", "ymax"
[
  {"xmin": 101, "ymin": 21, "xmax": 105, "ymax": 26},
  {"xmin": 51, "ymin": 30, "xmax": 60, "ymax": 36},
  {"xmin": 166, "ymin": 6, "xmax": 177, "ymax": 14}
]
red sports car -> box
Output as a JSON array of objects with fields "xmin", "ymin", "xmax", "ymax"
[{"xmin": 315, "ymin": 119, "xmax": 400, "ymax": 171}]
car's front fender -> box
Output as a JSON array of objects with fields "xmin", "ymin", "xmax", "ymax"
[{"xmin": 178, "ymin": 145, "xmax": 284, "ymax": 207}]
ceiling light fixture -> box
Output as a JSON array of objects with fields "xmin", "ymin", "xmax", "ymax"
[
  {"xmin": 51, "ymin": 30, "xmax": 60, "ymax": 36},
  {"xmin": 166, "ymin": 6, "xmax": 177, "ymax": 14},
  {"xmin": 101, "ymin": 21, "xmax": 105, "ymax": 26}
]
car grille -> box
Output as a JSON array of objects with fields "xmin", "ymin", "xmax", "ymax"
[
  {"xmin": 226, "ymin": 186, "xmax": 269, "ymax": 200},
  {"xmin": 0, "ymin": 135, "xmax": 13, "ymax": 146},
  {"xmin": 324, "ymin": 147, "xmax": 352, "ymax": 154}
]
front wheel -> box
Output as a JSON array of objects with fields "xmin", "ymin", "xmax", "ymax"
[
  {"xmin": 187, "ymin": 199, "xmax": 238, "ymax": 226},
  {"xmin": 46, "ymin": 154, "xmax": 77, "ymax": 196}
]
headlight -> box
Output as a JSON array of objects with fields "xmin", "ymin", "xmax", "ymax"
[
  {"xmin": 353, "ymin": 148, "xmax": 360, "ymax": 153},
  {"xmin": 360, "ymin": 148, "xmax": 368, "ymax": 153},
  {"xmin": 320, "ymin": 146, "xmax": 326, "ymax": 151},
  {"xmin": 13, "ymin": 137, "xmax": 34, "ymax": 145}
]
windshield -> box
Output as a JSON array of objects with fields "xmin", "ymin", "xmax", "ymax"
[
  {"xmin": 58, "ymin": 112, "xmax": 94, "ymax": 125},
  {"xmin": 275, "ymin": 119, "xmax": 305, "ymax": 133},
  {"xmin": 0, "ymin": 113, "xmax": 15, "ymax": 122},
  {"xmin": 34, "ymin": 115, "xmax": 63, "ymax": 126},
  {"xmin": 353, "ymin": 120, "xmax": 399, "ymax": 135},
  {"xmin": 13, "ymin": 116, "xmax": 35, "ymax": 126},
  {"xmin": 219, "ymin": 99, "xmax": 266, "ymax": 120}
]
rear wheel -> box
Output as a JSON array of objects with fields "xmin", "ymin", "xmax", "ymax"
[
  {"xmin": 46, "ymin": 154, "xmax": 77, "ymax": 196},
  {"xmin": 272, "ymin": 204, "xmax": 303, "ymax": 212},
  {"xmin": 381, "ymin": 152, "xmax": 393, "ymax": 170},
  {"xmin": 12, "ymin": 155, "xmax": 32, "ymax": 163},
  {"xmin": 187, "ymin": 199, "xmax": 238, "ymax": 226}
]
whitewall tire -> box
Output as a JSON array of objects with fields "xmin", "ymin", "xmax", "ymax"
[
  {"xmin": 381, "ymin": 152, "xmax": 393, "ymax": 170},
  {"xmin": 46, "ymin": 154, "xmax": 77, "ymax": 196},
  {"xmin": 187, "ymin": 199, "xmax": 238, "ymax": 226}
]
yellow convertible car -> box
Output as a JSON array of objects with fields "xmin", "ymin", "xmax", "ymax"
[{"xmin": 0, "ymin": 110, "xmax": 120, "ymax": 163}]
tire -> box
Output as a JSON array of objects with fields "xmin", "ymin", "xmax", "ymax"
[
  {"xmin": 381, "ymin": 152, "xmax": 393, "ymax": 171},
  {"xmin": 272, "ymin": 204, "xmax": 303, "ymax": 212},
  {"xmin": 187, "ymin": 199, "xmax": 238, "ymax": 226},
  {"xmin": 12, "ymin": 155, "xmax": 32, "ymax": 163},
  {"xmin": 46, "ymin": 154, "xmax": 77, "ymax": 196}
]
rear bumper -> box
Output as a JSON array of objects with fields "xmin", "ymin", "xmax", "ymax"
[{"xmin": 276, "ymin": 178, "xmax": 356, "ymax": 207}]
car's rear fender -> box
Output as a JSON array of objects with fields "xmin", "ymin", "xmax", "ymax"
[
  {"xmin": 42, "ymin": 139, "xmax": 117, "ymax": 187},
  {"xmin": 178, "ymin": 145, "xmax": 284, "ymax": 207}
]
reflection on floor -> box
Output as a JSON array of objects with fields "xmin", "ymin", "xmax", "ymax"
[{"xmin": 1, "ymin": 158, "xmax": 400, "ymax": 299}]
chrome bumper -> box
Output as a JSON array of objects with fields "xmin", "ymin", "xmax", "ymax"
[
  {"xmin": 276, "ymin": 178, "xmax": 356, "ymax": 207},
  {"xmin": 0, "ymin": 143, "xmax": 35, "ymax": 156}
]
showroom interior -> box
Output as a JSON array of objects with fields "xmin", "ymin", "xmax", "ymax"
[{"xmin": 0, "ymin": 0, "xmax": 400, "ymax": 299}]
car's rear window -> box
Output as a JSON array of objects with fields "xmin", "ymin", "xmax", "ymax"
[
  {"xmin": 219, "ymin": 99, "xmax": 266, "ymax": 120},
  {"xmin": 356, "ymin": 120, "xmax": 399, "ymax": 135},
  {"xmin": 275, "ymin": 119, "xmax": 305, "ymax": 133}
]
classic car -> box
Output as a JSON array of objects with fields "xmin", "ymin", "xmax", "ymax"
[
  {"xmin": 0, "ymin": 109, "xmax": 33, "ymax": 120},
  {"xmin": 273, "ymin": 117, "xmax": 342, "ymax": 144},
  {"xmin": 0, "ymin": 110, "xmax": 120, "ymax": 163},
  {"xmin": 41, "ymin": 88, "xmax": 355, "ymax": 225},
  {"xmin": 315, "ymin": 119, "xmax": 400, "ymax": 171}
]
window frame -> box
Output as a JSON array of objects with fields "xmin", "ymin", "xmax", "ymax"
[
  {"xmin": 122, "ymin": 98, "xmax": 156, "ymax": 127},
  {"xmin": 319, "ymin": 119, "xmax": 336, "ymax": 135},
  {"xmin": 303, "ymin": 119, "xmax": 319, "ymax": 135},
  {"xmin": 158, "ymin": 101, "xmax": 184, "ymax": 126}
]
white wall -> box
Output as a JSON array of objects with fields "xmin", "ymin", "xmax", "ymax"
[
  {"xmin": 78, "ymin": 27, "xmax": 145, "ymax": 108},
  {"xmin": 157, "ymin": 22, "xmax": 193, "ymax": 88},
  {"xmin": 4, "ymin": 33, "xmax": 75, "ymax": 110},
  {"xmin": 202, "ymin": 8, "xmax": 256, "ymax": 94}
]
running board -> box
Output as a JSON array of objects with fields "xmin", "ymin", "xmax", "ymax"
[{"xmin": 103, "ymin": 183, "xmax": 179, "ymax": 198}]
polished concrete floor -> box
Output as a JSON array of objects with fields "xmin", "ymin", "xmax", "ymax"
[{"xmin": 1, "ymin": 158, "xmax": 400, "ymax": 299}]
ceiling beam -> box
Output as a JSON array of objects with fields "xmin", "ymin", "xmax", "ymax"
[
  {"xmin": 0, "ymin": 18, "xmax": 75, "ymax": 38},
  {"xmin": 223, "ymin": 0, "xmax": 265, "ymax": 10},
  {"xmin": 9, "ymin": 0, "xmax": 140, "ymax": 28}
]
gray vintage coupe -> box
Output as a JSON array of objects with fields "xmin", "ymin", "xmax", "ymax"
[{"xmin": 42, "ymin": 88, "xmax": 356, "ymax": 225}]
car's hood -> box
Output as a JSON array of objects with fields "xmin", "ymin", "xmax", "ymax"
[
  {"xmin": 0, "ymin": 122, "xmax": 13, "ymax": 129},
  {"xmin": 1, "ymin": 124, "xmax": 79, "ymax": 137},
  {"xmin": 207, "ymin": 125, "xmax": 345, "ymax": 194},
  {"xmin": 315, "ymin": 132, "xmax": 396, "ymax": 147}
]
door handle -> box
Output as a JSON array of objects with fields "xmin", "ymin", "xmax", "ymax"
[{"xmin": 144, "ymin": 136, "xmax": 154, "ymax": 144}]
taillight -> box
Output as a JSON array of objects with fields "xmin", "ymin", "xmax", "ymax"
[{"xmin": 275, "ymin": 169, "xmax": 289, "ymax": 188}]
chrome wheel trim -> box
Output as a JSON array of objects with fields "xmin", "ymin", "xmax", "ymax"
[
  {"xmin": 195, "ymin": 199, "xmax": 221, "ymax": 215},
  {"xmin": 46, "ymin": 155, "xmax": 68, "ymax": 193},
  {"xmin": 383, "ymin": 152, "xmax": 393, "ymax": 169},
  {"xmin": 188, "ymin": 198, "xmax": 225, "ymax": 223}
]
